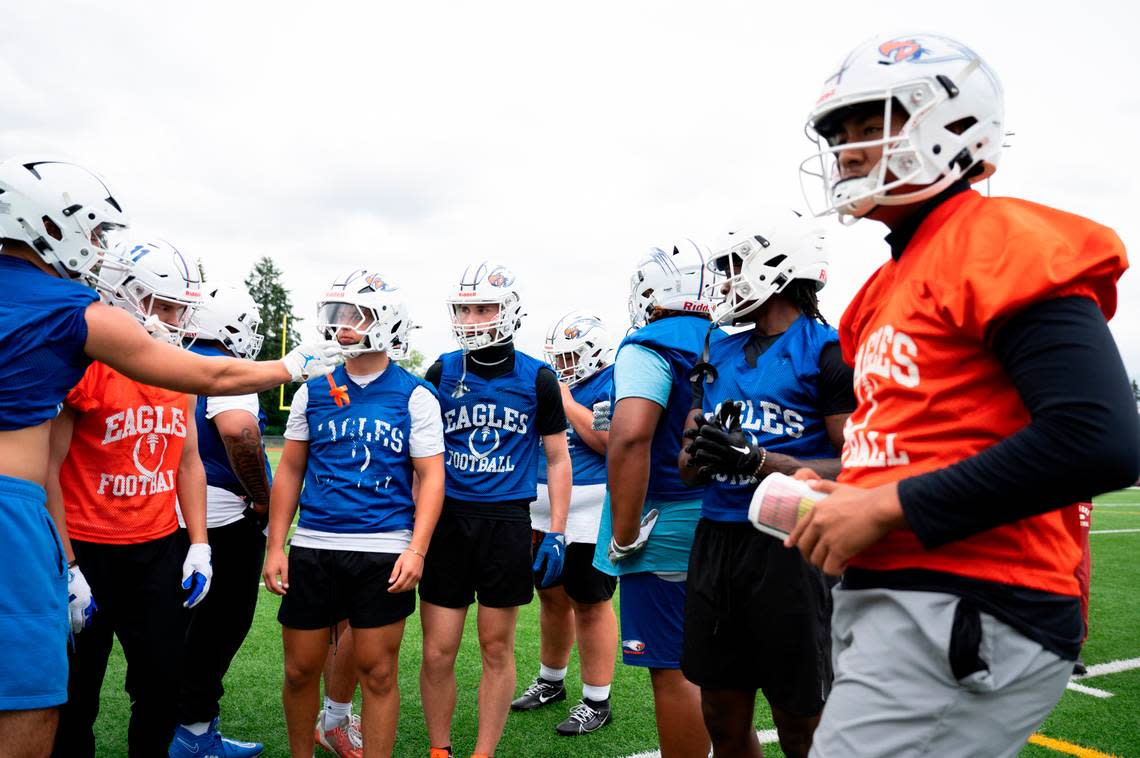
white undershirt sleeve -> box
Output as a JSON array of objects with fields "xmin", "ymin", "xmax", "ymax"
[
  {"xmin": 408, "ymin": 385, "xmax": 444, "ymax": 458},
  {"xmin": 283, "ymin": 383, "xmax": 310, "ymax": 441}
]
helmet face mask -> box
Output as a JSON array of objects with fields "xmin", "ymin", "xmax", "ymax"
[
  {"xmin": 705, "ymin": 211, "xmax": 829, "ymax": 326},
  {"xmin": 446, "ymin": 262, "xmax": 524, "ymax": 351},
  {"xmin": 800, "ymin": 34, "xmax": 1004, "ymax": 222},
  {"xmin": 0, "ymin": 159, "xmax": 129, "ymax": 283},
  {"xmin": 98, "ymin": 238, "xmax": 202, "ymax": 344},
  {"xmin": 316, "ymin": 270, "xmax": 409, "ymax": 359},
  {"xmin": 192, "ymin": 282, "xmax": 264, "ymax": 359},
  {"xmin": 543, "ymin": 311, "xmax": 610, "ymax": 386}
]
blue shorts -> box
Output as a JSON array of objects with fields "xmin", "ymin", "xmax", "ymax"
[
  {"xmin": 0, "ymin": 475, "xmax": 68, "ymax": 710},
  {"xmin": 618, "ymin": 572, "xmax": 687, "ymax": 669}
]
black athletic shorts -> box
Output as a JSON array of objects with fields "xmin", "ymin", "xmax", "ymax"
[
  {"xmin": 681, "ymin": 518, "xmax": 833, "ymax": 716},
  {"xmin": 418, "ymin": 510, "xmax": 534, "ymax": 609},
  {"xmin": 531, "ymin": 530, "xmax": 617, "ymax": 604},
  {"xmin": 277, "ymin": 547, "xmax": 414, "ymax": 630}
]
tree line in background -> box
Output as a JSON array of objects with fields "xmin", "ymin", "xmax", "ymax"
[{"xmin": 244, "ymin": 257, "xmax": 426, "ymax": 434}]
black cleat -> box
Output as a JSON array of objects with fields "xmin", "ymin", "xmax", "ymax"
[
  {"xmin": 1073, "ymin": 657, "xmax": 1087, "ymax": 676},
  {"xmin": 511, "ymin": 678, "xmax": 566, "ymax": 711},
  {"xmin": 555, "ymin": 698, "xmax": 613, "ymax": 736}
]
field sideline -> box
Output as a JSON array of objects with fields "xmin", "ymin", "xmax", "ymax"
[{"xmin": 90, "ymin": 481, "xmax": 1140, "ymax": 757}]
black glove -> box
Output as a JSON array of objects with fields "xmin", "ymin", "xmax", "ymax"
[{"xmin": 684, "ymin": 401, "xmax": 765, "ymax": 478}]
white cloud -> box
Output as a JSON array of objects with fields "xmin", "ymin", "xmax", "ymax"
[{"xmin": 5, "ymin": 0, "xmax": 1138, "ymax": 376}]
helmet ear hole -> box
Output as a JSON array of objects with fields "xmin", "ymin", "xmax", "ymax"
[
  {"xmin": 42, "ymin": 216, "xmax": 63, "ymax": 240},
  {"xmin": 944, "ymin": 116, "xmax": 977, "ymax": 135}
]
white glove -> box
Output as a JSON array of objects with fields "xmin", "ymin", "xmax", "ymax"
[
  {"xmin": 67, "ymin": 565, "xmax": 97, "ymax": 634},
  {"xmin": 282, "ymin": 340, "xmax": 344, "ymax": 381},
  {"xmin": 592, "ymin": 400, "xmax": 612, "ymax": 432},
  {"xmin": 608, "ymin": 508, "xmax": 659, "ymax": 563},
  {"xmin": 182, "ymin": 543, "xmax": 213, "ymax": 609}
]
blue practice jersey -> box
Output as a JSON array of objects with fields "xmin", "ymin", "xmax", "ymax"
[
  {"xmin": 701, "ymin": 315, "xmax": 839, "ymax": 522},
  {"xmin": 300, "ymin": 364, "xmax": 431, "ymax": 533},
  {"xmin": 0, "ymin": 256, "xmax": 98, "ymax": 430},
  {"xmin": 538, "ymin": 364, "xmax": 612, "ymax": 487},
  {"xmin": 189, "ymin": 344, "xmax": 273, "ymax": 499},
  {"xmin": 437, "ymin": 349, "xmax": 544, "ymax": 502},
  {"xmin": 616, "ymin": 314, "xmax": 708, "ymax": 501}
]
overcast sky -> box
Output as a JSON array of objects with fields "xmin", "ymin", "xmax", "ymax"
[{"xmin": 6, "ymin": 1, "xmax": 1138, "ymax": 378}]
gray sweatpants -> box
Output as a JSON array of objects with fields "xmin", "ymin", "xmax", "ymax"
[{"xmin": 809, "ymin": 586, "xmax": 1072, "ymax": 758}]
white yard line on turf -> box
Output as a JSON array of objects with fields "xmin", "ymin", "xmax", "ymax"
[
  {"xmin": 1065, "ymin": 682, "xmax": 1114, "ymax": 698},
  {"xmin": 1063, "ymin": 655, "xmax": 1140, "ymax": 699},
  {"xmin": 621, "ymin": 729, "xmax": 778, "ymax": 758},
  {"xmin": 1089, "ymin": 528, "xmax": 1140, "ymax": 535},
  {"xmin": 1074, "ymin": 656, "xmax": 1140, "ymax": 678}
]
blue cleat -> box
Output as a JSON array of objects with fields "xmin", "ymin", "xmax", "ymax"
[{"xmin": 170, "ymin": 717, "xmax": 263, "ymax": 758}]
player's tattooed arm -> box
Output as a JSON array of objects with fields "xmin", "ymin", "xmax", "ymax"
[{"xmin": 214, "ymin": 410, "xmax": 271, "ymax": 510}]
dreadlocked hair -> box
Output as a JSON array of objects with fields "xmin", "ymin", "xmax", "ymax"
[{"xmin": 785, "ymin": 279, "xmax": 828, "ymax": 326}]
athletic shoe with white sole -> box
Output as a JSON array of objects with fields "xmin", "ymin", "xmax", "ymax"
[
  {"xmin": 510, "ymin": 677, "xmax": 567, "ymax": 711},
  {"xmin": 555, "ymin": 698, "xmax": 613, "ymax": 736},
  {"xmin": 169, "ymin": 717, "xmax": 263, "ymax": 757},
  {"xmin": 315, "ymin": 713, "xmax": 363, "ymax": 758}
]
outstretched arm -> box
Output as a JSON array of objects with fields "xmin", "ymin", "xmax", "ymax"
[{"xmin": 84, "ymin": 302, "xmax": 339, "ymax": 396}]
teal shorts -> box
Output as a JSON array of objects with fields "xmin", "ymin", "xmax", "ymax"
[{"xmin": 0, "ymin": 475, "xmax": 69, "ymax": 710}]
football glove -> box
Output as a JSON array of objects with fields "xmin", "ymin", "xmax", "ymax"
[
  {"xmin": 67, "ymin": 565, "xmax": 97, "ymax": 634},
  {"xmin": 591, "ymin": 400, "xmax": 612, "ymax": 432},
  {"xmin": 282, "ymin": 340, "xmax": 344, "ymax": 382},
  {"xmin": 532, "ymin": 532, "xmax": 566, "ymax": 589},
  {"xmin": 181, "ymin": 543, "xmax": 213, "ymax": 609},
  {"xmin": 608, "ymin": 508, "xmax": 659, "ymax": 563},
  {"xmin": 684, "ymin": 401, "xmax": 765, "ymax": 479}
]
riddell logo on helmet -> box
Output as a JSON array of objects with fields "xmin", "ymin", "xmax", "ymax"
[
  {"xmin": 819, "ymin": 270, "xmax": 828, "ymax": 283},
  {"xmin": 879, "ymin": 39, "xmax": 928, "ymax": 63},
  {"xmin": 682, "ymin": 301, "xmax": 711, "ymax": 313}
]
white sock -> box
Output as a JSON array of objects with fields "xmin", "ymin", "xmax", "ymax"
[
  {"xmin": 182, "ymin": 721, "xmax": 212, "ymax": 736},
  {"xmin": 539, "ymin": 664, "xmax": 567, "ymax": 683},
  {"xmin": 582, "ymin": 683, "xmax": 611, "ymax": 702},
  {"xmin": 323, "ymin": 698, "xmax": 352, "ymax": 730}
]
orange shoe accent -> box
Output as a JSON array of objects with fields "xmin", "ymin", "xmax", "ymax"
[{"xmin": 429, "ymin": 749, "xmax": 451, "ymax": 758}]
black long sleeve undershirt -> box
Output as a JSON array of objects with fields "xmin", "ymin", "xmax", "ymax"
[{"xmin": 898, "ymin": 296, "xmax": 1140, "ymax": 549}]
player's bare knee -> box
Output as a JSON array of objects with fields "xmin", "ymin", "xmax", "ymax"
[{"xmin": 282, "ymin": 659, "xmax": 322, "ymax": 690}]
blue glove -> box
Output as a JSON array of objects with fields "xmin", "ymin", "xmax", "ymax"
[
  {"xmin": 181, "ymin": 543, "xmax": 213, "ymax": 609},
  {"xmin": 67, "ymin": 565, "xmax": 97, "ymax": 634},
  {"xmin": 532, "ymin": 532, "xmax": 566, "ymax": 589}
]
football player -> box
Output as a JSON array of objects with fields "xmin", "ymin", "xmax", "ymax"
[
  {"xmin": 678, "ymin": 211, "xmax": 854, "ymax": 758},
  {"xmin": 512, "ymin": 311, "xmax": 618, "ymax": 736},
  {"xmin": 46, "ymin": 238, "xmax": 213, "ymax": 757},
  {"xmin": 0, "ymin": 158, "xmax": 337, "ymax": 756},
  {"xmin": 418, "ymin": 262, "xmax": 571, "ymax": 758},
  {"xmin": 592, "ymin": 241, "xmax": 715, "ymax": 758},
  {"xmin": 170, "ymin": 282, "xmax": 273, "ymax": 757},
  {"xmin": 787, "ymin": 34, "xmax": 1138, "ymax": 756},
  {"xmin": 262, "ymin": 271, "xmax": 445, "ymax": 758}
]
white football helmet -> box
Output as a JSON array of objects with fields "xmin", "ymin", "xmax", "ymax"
[
  {"xmin": 98, "ymin": 238, "xmax": 203, "ymax": 344},
  {"xmin": 316, "ymin": 270, "xmax": 410, "ymax": 358},
  {"xmin": 193, "ymin": 282, "xmax": 265, "ymax": 360},
  {"xmin": 446, "ymin": 261, "xmax": 525, "ymax": 351},
  {"xmin": 705, "ymin": 210, "xmax": 828, "ymax": 326},
  {"xmin": 0, "ymin": 159, "xmax": 128, "ymax": 283},
  {"xmin": 800, "ymin": 33, "xmax": 1004, "ymax": 221},
  {"xmin": 543, "ymin": 311, "xmax": 611, "ymax": 386},
  {"xmin": 627, "ymin": 239, "xmax": 716, "ymax": 328}
]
